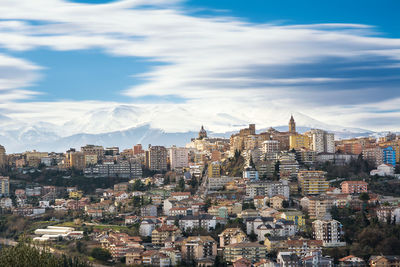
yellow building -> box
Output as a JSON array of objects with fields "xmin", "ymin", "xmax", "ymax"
[
  {"xmin": 24, "ymin": 150, "xmax": 48, "ymax": 167},
  {"xmin": 65, "ymin": 150, "xmax": 85, "ymax": 170},
  {"xmin": 298, "ymin": 171, "xmax": 329, "ymax": 195},
  {"xmin": 69, "ymin": 190, "xmax": 83, "ymax": 199},
  {"xmin": 289, "ymin": 134, "xmax": 311, "ymax": 150},
  {"xmin": 280, "ymin": 210, "xmax": 305, "ymax": 227},
  {"xmin": 208, "ymin": 161, "xmax": 221, "ymax": 178},
  {"xmin": 0, "ymin": 145, "xmax": 6, "ymax": 167},
  {"xmin": 84, "ymin": 154, "xmax": 98, "ymax": 166},
  {"xmin": 0, "ymin": 176, "xmax": 10, "ymax": 196}
]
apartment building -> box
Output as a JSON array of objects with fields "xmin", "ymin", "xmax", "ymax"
[
  {"xmin": 219, "ymin": 228, "xmax": 248, "ymax": 248},
  {"xmin": 208, "ymin": 161, "xmax": 221, "ymax": 178},
  {"xmin": 151, "ymin": 225, "xmax": 182, "ymax": 246},
  {"xmin": 340, "ymin": 181, "xmax": 368, "ymax": 194},
  {"xmin": 285, "ymin": 240, "xmax": 323, "ymax": 257},
  {"xmin": 181, "ymin": 236, "xmax": 217, "ymax": 261},
  {"xmin": 246, "ymin": 180, "xmax": 290, "ymax": 199},
  {"xmin": 146, "ymin": 145, "xmax": 168, "ymax": 172},
  {"xmin": 224, "ymin": 242, "xmax": 268, "ymax": 263},
  {"xmin": 169, "ymin": 146, "xmax": 189, "ymax": 170},
  {"xmin": 0, "ymin": 145, "xmax": 6, "ymax": 167},
  {"xmin": 305, "ymin": 129, "xmax": 335, "ymax": 154},
  {"xmin": 0, "ymin": 176, "xmax": 10, "ymax": 196},
  {"xmin": 298, "ymin": 171, "xmax": 329, "ymax": 195},
  {"xmin": 312, "ymin": 219, "xmax": 344, "ymax": 246},
  {"xmin": 80, "ymin": 144, "xmax": 104, "ymax": 159},
  {"xmin": 262, "ymin": 140, "xmax": 280, "ymax": 153}
]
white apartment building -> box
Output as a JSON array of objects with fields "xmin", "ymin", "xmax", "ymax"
[
  {"xmin": 169, "ymin": 146, "xmax": 189, "ymax": 170},
  {"xmin": 207, "ymin": 176, "xmax": 236, "ymax": 191},
  {"xmin": 246, "ymin": 180, "xmax": 290, "ymax": 199},
  {"xmin": 306, "ymin": 129, "xmax": 335, "ymax": 154},
  {"xmin": 262, "ymin": 140, "xmax": 280, "ymax": 154},
  {"xmin": 312, "ymin": 219, "xmax": 345, "ymax": 247}
]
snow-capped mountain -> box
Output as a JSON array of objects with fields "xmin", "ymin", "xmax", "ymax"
[{"xmin": 0, "ymin": 104, "xmax": 378, "ymax": 153}]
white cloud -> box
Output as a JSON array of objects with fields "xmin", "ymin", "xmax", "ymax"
[{"xmin": 0, "ymin": 0, "xmax": 399, "ymax": 134}]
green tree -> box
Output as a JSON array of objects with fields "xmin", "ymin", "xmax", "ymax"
[
  {"xmin": 177, "ymin": 178, "xmax": 185, "ymax": 192},
  {"xmin": 359, "ymin": 192, "xmax": 370, "ymax": 202},
  {"xmin": 0, "ymin": 241, "xmax": 90, "ymax": 267},
  {"xmin": 249, "ymin": 231, "xmax": 257, "ymax": 242},
  {"xmin": 91, "ymin": 247, "xmax": 112, "ymax": 262}
]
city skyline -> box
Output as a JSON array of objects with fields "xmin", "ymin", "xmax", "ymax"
[{"xmin": 0, "ymin": 0, "xmax": 400, "ymax": 137}]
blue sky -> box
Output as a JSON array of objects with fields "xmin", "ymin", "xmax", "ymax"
[
  {"xmin": 8, "ymin": 0, "xmax": 400, "ymax": 103},
  {"xmin": 188, "ymin": 0, "xmax": 400, "ymax": 37},
  {"xmin": 0, "ymin": 0, "xmax": 400, "ymax": 134}
]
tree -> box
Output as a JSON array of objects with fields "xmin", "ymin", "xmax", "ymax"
[
  {"xmin": 91, "ymin": 247, "xmax": 111, "ymax": 262},
  {"xmin": 249, "ymin": 155, "xmax": 255, "ymax": 168},
  {"xmin": 213, "ymin": 255, "xmax": 227, "ymax": 267},
  {"xmin": 359, "ymin": 192, "xmax": 370, "ymax": 202},
  {"xmin": 282, "ymin": 200, "xmax": 289, "ymax": 208},
  {"xmin": 177, "ymin": 178, "xmax": 185, "ymax": 192},
  {"xmin": 0, "ymin": 241, "xmax": 90, "ymax": 267},
  {"xmin": 76, "ymin": 240, "xmax": 86, "ymax": 254},
  {"xmin": 132, "ymin": 179, "xmax": 146, "ymax": 191},
  {"xmin": 204, "ymin": 198, "xmax": 212, "ymax": 212},
  {"xmin": 273, "ymin": 160, "xmax": 280, "ymax": 180},
  {"xmin": 249, "ymin": 230, "xmax": 257, "ymax": 242}
]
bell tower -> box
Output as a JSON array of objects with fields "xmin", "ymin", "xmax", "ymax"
[{"xmin": 289, "ymin": 115, "xmax": 296, "ymax": 134}]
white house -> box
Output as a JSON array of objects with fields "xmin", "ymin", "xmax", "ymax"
[
  {"xmin": 370, "ymin": 164, "xmax": 395, "ymax": 177},
  {"xmin": 0, "ymin": 197, "xmax": 12, "ymax": 209},
  {"xmin": 139, "ymin": 220, "xmax": 157, "ymax": 237}
]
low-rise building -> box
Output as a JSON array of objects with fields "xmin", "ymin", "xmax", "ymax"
[
  {"xmin": 338, "ymin": 255, "xmax": 365, "ymax": 267},
  {"xmin": 370, "ymin": 164, "xmax": 395, "ymax": 177},
  {"xmin": 369, "ymin": 255, "xmax": 400, "ymax": 267}
]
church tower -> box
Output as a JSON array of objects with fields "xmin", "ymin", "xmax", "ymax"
[
  {"xmin": 289, "ymin": 115, "xmax": 296, "ymax": 134},
  {"xmin": 198, "ymin": 125, "xmax": 207, "ymax": 139}
]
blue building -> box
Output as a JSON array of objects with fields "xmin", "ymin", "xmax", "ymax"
[
  {"xmin": 243, "ymin": 167, "xmax": 259, "ymax": 181},
  {"xmin": 383, "ymin": 146, "xmax": 396, "ymax": 166}
]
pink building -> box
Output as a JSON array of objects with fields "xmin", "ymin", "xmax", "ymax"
[{"xmin": 341, "ymin": 181, "xmax": 368, "ymax": 194}]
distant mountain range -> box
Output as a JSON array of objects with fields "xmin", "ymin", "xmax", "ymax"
[{"xmin": 0, "ymin": 105, "xmax": 388, "ymax": 153}]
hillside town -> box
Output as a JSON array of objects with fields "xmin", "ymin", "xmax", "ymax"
[{"xmin": 1, "ymin": 116, "xmax": 400, "ymax": 266}]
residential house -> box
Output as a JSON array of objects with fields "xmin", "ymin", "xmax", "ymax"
[
  {"xmin": 338, "ymin": 255, "xmax": 365, "ymax": 267},
  {"xmin": 369, "ymin": 255, "xmax": 400, "ymax": 267}
]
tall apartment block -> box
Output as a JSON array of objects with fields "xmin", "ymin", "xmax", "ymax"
[
  {"xmin": 169, "ymin": 146, "xmax": 189, "ymax": 170},
  {"xmin": 305, "ymin": 129, "xmax": 335, "ymax": 154},
  {"xmin": 146, "ymin": 145, "xmax": 168, "ymax": 172},
  {"xmin": 298, "ymin": 171, "xmax": 329, "ymax": 195},
  {"xmin": 0, "ymin": 176, "xmax": 10, "ymax": 196}
]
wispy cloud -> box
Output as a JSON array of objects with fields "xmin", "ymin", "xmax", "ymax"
[{"xmin": 0, "ymin": 0, "xmax": 399, "ymax": 132}]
